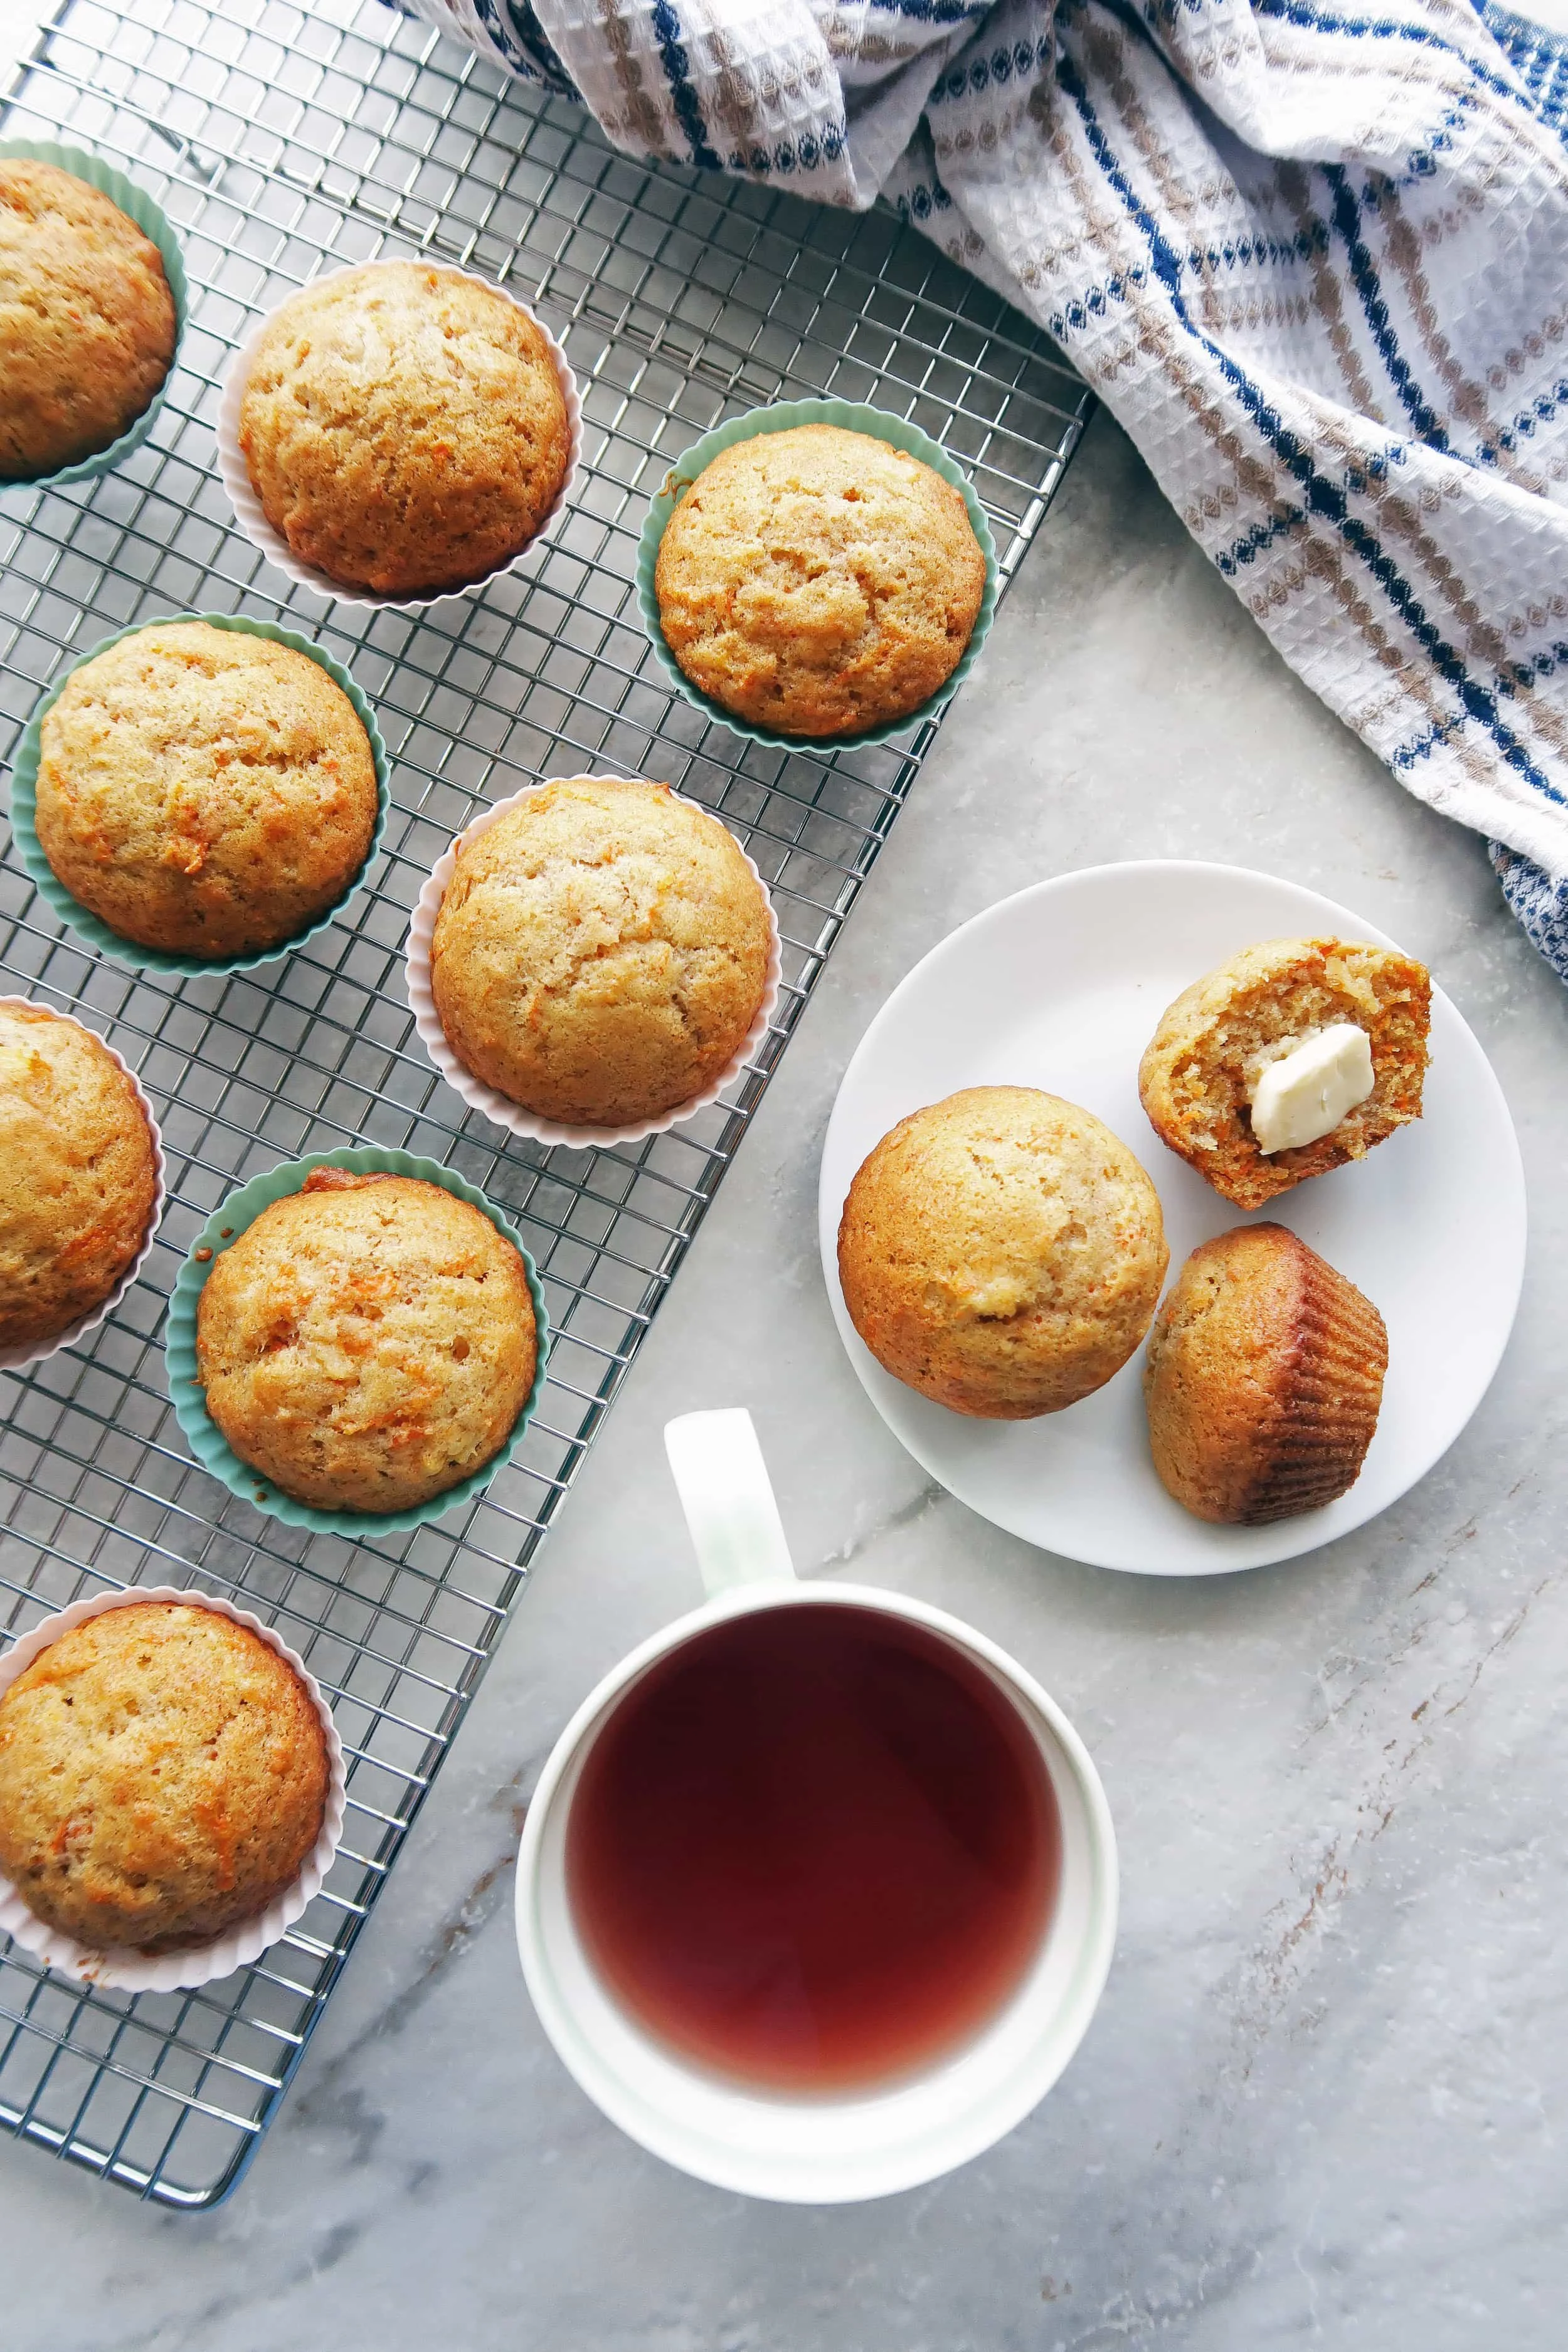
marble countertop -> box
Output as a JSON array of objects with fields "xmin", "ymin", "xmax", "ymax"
[{"xmin": 4, "ymin": 410, "xmax": 1565, "ymax": 2352}]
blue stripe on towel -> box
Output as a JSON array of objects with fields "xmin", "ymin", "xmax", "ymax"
[
  {"xmin": 1322, "ymin": 165, "xmax": 1449, "ymax": 447},
  {"xmin": 650, "ymin": 0, "xmax": 722, "ymax": 169},
  {"xmin": 1052, "ymin": 40, "xmax": 1564, "ymax": 803},
  {"xmin": 1254, "ymin": 0, "xmax": 1524, "ymax": 107}
]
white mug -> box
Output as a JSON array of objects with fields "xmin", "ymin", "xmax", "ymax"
[{"xmin": 514, "ymin": 1409, "xmax": 1118, "ymax": 2203}]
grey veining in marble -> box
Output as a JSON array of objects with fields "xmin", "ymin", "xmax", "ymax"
[{"xmin": 3, "ymin": 412, "xmax": 1565, "ymax": 2352}]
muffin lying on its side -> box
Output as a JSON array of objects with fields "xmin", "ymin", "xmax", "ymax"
[
  {"xmin": 238, "ymin": 262, "xmax": 569, "ymax": 597},
  {"xmin": 1143, "ymin": 1224, "xmax": 1387, "ymax": 1523},
  {"xmin": 430, "ymin": 776, "xmax": 772, "ymax": 1129},
  {"xmin": 0, "ymin": 159, "xmax": 177, "ymax": 480},
  {"xmin": 34, "ymin": 622, "xmax": 379, "ymax": 959},
  {"xmin": 837, "ymin": 1086, "xmax": 1168, "ymax": 1419},
  {"xmin": 1138, "ymin": 937, "xmax": 1430, "ymax": 1210},
  {"xmin": 0, "ymin": 999, "xmax": 158, "ymax": 1350},
  {"xmin": 654, "ymin": 423, "xmax": 986, "ymax": 738},
  {"xmin": 0, "ymin": 1601, "xmax": 328, "ymax": 1954},
  {"xmin": 196, "ymin": 1170, "xmax": 536, "ymax": 1513}
]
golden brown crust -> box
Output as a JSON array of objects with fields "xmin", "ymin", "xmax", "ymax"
[
  {"xmin": 1138, "ymin": 938, "xmax": 1431, "ymax": 1210},
  {"xmin": 0, "ymin": 1001, "xmax": 157, "ymax": 1348},
  {"xmin": 1143, "ymin": 1223, "xmax": 1387, "ymax": 1523},
  {"xmin": 430, "ymin": 776, "xmax": 771, "ymax": 1128},
  {"xmin": 654, "ymin": 424, "xmax": 986, "ymax": 738},
  {"xmin": 34, "ymin": 622, "xmax": 379, "ymax": 958},
  {"xmin": 837, "ymin": 1086, "xmax": 1168, "ymax": 1419},
  {"xmin": 0, "ymin": 160, "xmax": 176, "ymax": 480},
  {"xmin": 0, "ymin": 1601, "xmax": 328, "ymax": 1953},
  {"xmin": 195, "ymin": 1173, "xmax": 536, "ymax": 1513},
  {"xmin": 238, "ymin": 262, "xmax": 569, "ymax": 596}
]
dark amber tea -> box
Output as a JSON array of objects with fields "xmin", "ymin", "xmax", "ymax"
[{"xmin": 566, "ymin": 1604, "xmax": 1060, "ymax": 2091}]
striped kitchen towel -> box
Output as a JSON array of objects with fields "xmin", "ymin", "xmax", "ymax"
[{"xmin": 410, "ymin": 0, "xmax": 1568, "ymax": 979}]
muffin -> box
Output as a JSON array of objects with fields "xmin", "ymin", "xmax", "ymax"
[
  {"xmin": 1143, "ymin": 1224, "xmax": 1388, "ymax": 1523},
  {"xmin": 654, "ymin": 423, "xmax": 987, "ymax": 737},
  {"xmin": 0, "ymin": 1599, "xmax": 328, "ymax": 1954},
  {"xmin": 1139, "ymin": 938, "xmax": 1430, "ymax": 1210},
  {"xmin": 0, "ymin": 159, "xmax": 177, "ymax": 480},
  {"xmin": 34, "ymin": 621, "xmax": 379, "ymax": 959},
  {"xmin": 0, "ymin": 1000, "xmax": 158, "ymax": 1350},
  {"xmin": 237, "ymin": 261, "xmax": 569, "ymax": 597},
  {"xmin": 195, "ymin": 1170, "xmax": 536, "ymax": 1513},
  {"xmin": 837, "ymin": 1086, "xmax": 1168, "ymax": 1418},
  {"xmin": 429, "ymin": 776, "xmax": 772, "ymax": 1128}
]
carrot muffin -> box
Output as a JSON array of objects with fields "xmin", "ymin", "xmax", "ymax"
[
  {"xmin": 0, "ymin": 1000, "xmax": 157, "ymax": 1350},
  {"xmin": 1138, "ymin": 938, "xmax": 1430, "ymax": 1210},
  {"xmin": 34, "ymin": 621, "xmax": 379, "ymax": 959},
  {"xmin": 837, "ymin": 1086, "xmax": 1168, "ymax": 1418},
  {"xmin": 195, "ymin": 1170, "xmax": 536, "ymax": 1513},
  {"xmin": 238, "ymin": 261, "xmax": 569, "ymax": 597},
  {"xmin": 1143, "ymin": 1224, "xmax": 1388, "ymax": 1523},
  {"xmin": 0, "ymin": 159, "xmax": 177, "ymax": 480},
  {"xmin": 430, "ymin": 776, "xmax": 772, "ymax": 1128},
  {"xmin": 654, "ymin": 423, "xmax": 987, "ymax": 737},
  {"xmin": 0, "ymin": 1599, "xmax": 328, "ymax": 1954}
]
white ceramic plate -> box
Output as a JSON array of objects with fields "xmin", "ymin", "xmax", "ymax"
[{"xmin": 817, "ymin": 862, "xmax": 1526, "ymax": 1575}]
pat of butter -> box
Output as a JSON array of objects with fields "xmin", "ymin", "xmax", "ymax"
[{"xmin": 1248, "ymin": 1024, "xmax": 1374, "ymax": 1155}]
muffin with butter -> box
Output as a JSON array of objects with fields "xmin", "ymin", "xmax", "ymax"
[
  {"xmin": 654, "ymin": 423, "xmax": 986, "ymax": 738},
  {"xmin": 196, "ymin": 1169, "xmax": 536, "ymax": 1514},
  {"xmin": 1145, "ymin": 1224, "xmax": 1387, "ymax": 1523},
  {"xmin": 0, "ymin": 1599, "xmax": 329, "ymax": 1954},
  {"xmin": 0, "ymin": 999, "xmax": 158, "ymax": 1350},
  {"xmin": 237, "ymin": 261, "xmax": 569, "ymax": 598},
  {"xmin": 837, "ymin": 1086, "xmax": 1168, "ymax": 1418},
  {"xmin": 430, "ymin": 776, "xmax": 772, "ymax": 1129},
  {"xmin": 0, "ymin": 159, "xmax": 177, "ymax": 480},
  {"xmin": 34, "ymin": 621, "xmax": 378, "ymax": 960},
  {"xmin": 1138, "ymin": 938, "xmax": 1430, "ymax": 1209}
]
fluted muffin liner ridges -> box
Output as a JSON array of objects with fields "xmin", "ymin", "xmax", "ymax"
[
  {"xmin": 215, "ymin": 257, "xmax": 584, "ymax": 612},
  {"xmin": 0, "ymin": 1582, "xmax": 347, "ymax": 1993},
  {"xmin": 0, "ymin": 997, "xmax": 166, "ymax": 1374},
  {"xmin": 0, "ymin": 139, "xmax": 190, "ymax": 493},
  {"xmin": 166, "ymin": 1145, "xmax": 551, "ymax": 1536},
  {"xmin": 635, "ymin": 397, "xmax": 1000, "ymax": 756},
  {"xmin": 8, "ymin": 612, "xmax": 391, "ymax": 977},
  {"xmin": 404, "ymin": 778, "xmax": 784, "ymax": 1150}
]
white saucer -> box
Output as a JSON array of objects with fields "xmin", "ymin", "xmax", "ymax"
[{"xmin": 817, "ymin": 862, "xmax": 1526, "ymax": 1575}]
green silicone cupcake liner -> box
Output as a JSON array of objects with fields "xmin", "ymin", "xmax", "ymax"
[
  {"xmin": 166, "ymin": 1147, "xmax": 552, "ymax": 1537},
  {"xmin": 0, "ymin": 139, "xmax": 189, "ymax": 491},
  {"xmin": 635, "ymin": 397, "xmax": 999, "ymax": 756},
  {"xmin": 8, "ymin": 611, "xmax": 390, "ymax": 975}
]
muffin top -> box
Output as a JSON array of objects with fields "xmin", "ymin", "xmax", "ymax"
[
  {"xmin": 0, "ymin": 1000, "xmax": 157, "ymax": 1350},
  {"xmin": 34, "ymin": 622, "xmax": 379, "ymax": 959},
  {"xmin": 430, "ymin": 776, "xmax": 773, "ymax": 1128},
  {"xmin": 238, "ymin": 261, "xmax": 570, "ymax": 597},
  {"xmin": 0, "ymin": 1600, "xmax": 329, "ymax": 1954},
  {"xmin": 1138, "ymin": 936, "xmax": 1430, "ymax": 1209},
  {"xmin": 837, "ymin": 1086, "xmax": 1168, "ymax": 1419},
  {"xmin": 654, "ymin": 423, "xmax": 986, "ymax": 738},
  {"xmin": 196, "ymin": 1170, "xmax": 537, "ymax": 1514},
  {"xmin": 0, "ymin": 159, "xmax": 177, "ymax": 481},
  {"xmin": 1143, "ymin": 1223, "xmax": 1388, "ymax": 1523}
]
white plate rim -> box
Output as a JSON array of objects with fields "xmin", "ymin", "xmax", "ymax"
[{"xmin": 817, "ymin": 859, "xmax": 1527, "ymax": 1577}]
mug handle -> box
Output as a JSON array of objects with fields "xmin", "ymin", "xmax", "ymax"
[{"xmin": 664, "ymin": 1409, "xmax": 797, "ymax": 1597}]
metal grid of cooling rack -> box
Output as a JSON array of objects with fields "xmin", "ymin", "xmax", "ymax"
[{"xmin": 0, "ymin": 0, "xmax": 1092, "ymax": 2208}]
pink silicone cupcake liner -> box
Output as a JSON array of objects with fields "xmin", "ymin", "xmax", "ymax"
[
  {"xmin": 0, "ymin": 1583, "xmax": 348, "ymax": 1993},
  {"xmin": 215, "ymin": 257, "xmax": 583, "ymax": 613},
  {"xmin": 405, "ymin": 777, "xmax": 784, "ymax": 1150},
  {"xmin": 0, "ymin": 999, "xmax": 166, "ymax": 1374}
]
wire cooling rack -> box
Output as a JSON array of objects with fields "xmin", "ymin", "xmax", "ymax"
[{"xmin": 0, "ymin": 0, "xmax": 1091, "ymax": 2208}]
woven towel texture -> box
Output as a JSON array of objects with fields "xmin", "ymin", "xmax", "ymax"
[{"xmin": 410, "ymin": 0, "xmax": 1568, "ymax": 978}]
